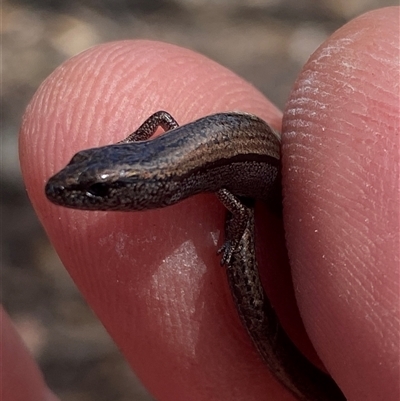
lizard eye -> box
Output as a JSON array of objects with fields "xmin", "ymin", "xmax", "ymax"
[{"xmin": 86, "ymin": 183, "xmax": 110, "ymax": 198}]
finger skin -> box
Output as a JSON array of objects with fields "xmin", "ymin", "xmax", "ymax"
[
  {"xmin": 18, "ymin": 7, "xmax": 399, "ymax": 401},
  {"xmin": 0, "ymin": 307, "xmax": 59, "ymax": 401},
  {"xmin": 283, "ymin": 7, "xmax": 399, "ymax": 401},
  {"xmin": 20, "ymin": 41, "xmax": 299, "ymax": 401}
]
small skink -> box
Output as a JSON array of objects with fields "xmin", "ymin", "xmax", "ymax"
[{"xmin": 45, "ymin": 111, "xmax": 346, "ymax": 401}]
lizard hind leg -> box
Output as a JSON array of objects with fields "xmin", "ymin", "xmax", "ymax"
[{"xmin": 216, "ymin": 188, "xmax": 254, "ymax": 265}]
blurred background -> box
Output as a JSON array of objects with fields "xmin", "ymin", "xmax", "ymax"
[{"xmin": 2, "ymin": 1, "xmax": 397, "ymax": 400}]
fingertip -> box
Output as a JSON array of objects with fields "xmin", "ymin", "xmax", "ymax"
[
  {"xmin": 19, "ymin": 40, "xmax": 287, "ymax": 400},
  {"xmin": 1, "ymin": 307, "xmax": 58, "ymax": 401},
  {"xmin": 282, "ymin": 7, "xmax": 399, "ymax": 400}
]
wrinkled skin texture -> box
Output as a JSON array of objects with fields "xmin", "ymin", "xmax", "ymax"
[{"xmin": 11, "ymin": 7, "xmax": 399, "ymax": 401}]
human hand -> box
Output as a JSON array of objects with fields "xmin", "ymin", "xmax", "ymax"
[{"xmin": 13, "ymin": 7, "xmax": 399, "ymax": 401}]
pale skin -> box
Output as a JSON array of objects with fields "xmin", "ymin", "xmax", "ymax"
[{"xmin": 10, "ymin": 7, "xmax": 399, "ymax": 401}]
